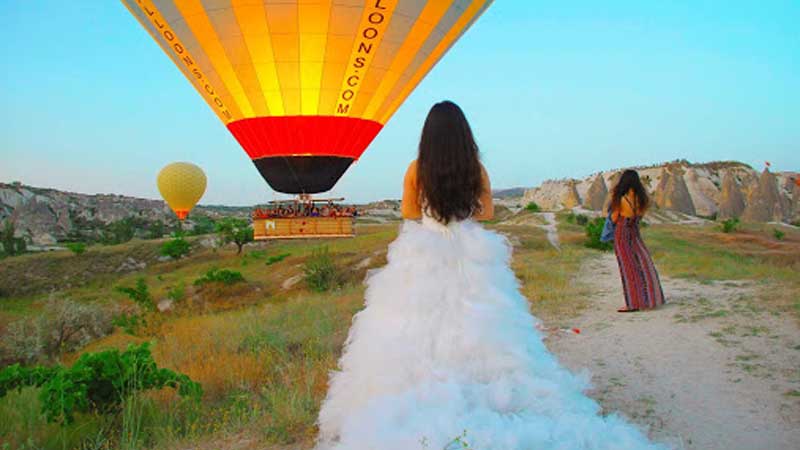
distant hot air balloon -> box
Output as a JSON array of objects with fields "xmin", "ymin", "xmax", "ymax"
[
  {"xmin": 157, "ymin": 162, "xmax": 207, "ymax": 220},
  {"xmin": 122, "ymin": 0, "xmax": 493, "ymax": 194}
]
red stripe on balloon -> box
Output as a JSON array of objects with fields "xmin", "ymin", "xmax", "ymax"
[{"xmin": 227, "ymin": 116, "xmax": 383, "ymax": 160}]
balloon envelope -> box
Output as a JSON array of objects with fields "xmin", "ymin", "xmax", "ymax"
[
  {"xmin": 122, "ymin": 0, "xmax": 493, "ymax": 193},
  {"xmin": 157, "ymin": 162, "xmax": 207, "ymax": 220}
]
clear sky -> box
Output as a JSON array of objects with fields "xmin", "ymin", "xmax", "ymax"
[{"xmin": 2, "ymin": 1, "xmax": 798, "ymax": 205}]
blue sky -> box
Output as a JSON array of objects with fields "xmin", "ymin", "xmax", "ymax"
[{"xmin": 2, "ymin": 1, "xmax": 798, "ymax": 205}]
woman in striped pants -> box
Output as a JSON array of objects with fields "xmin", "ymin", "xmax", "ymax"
[{"xmin": 610, "ymin": 170, "xmax": 665, "ymax": 312}]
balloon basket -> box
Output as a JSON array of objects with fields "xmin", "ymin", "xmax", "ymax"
[{"xmin": 251, "ymin": 196, "xmax": 356, "ymax": 240}]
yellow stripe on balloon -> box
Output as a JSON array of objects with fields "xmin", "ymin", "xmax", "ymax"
[
  {"xmin": 299, "ymin": 0, "xmax": 333, "ymax": 115},
  {"xmin": 121, "ymin": 0, "xmax": 240, "ymax": 122},
  {"xmin": 362, "ymin": 0, "xmax": 456, "ymax": 121},
  {"xmin": 333, "ymin": 0, "xmax": 399, "ymax": 117},
  {"xmin": 174, "ymin": 0, "xmax": 255, "ymax": 117},
  {"xmin": 231, "ymin": 0, "xmax": 285, "ymax": 116},
  {"xmin": 378, "ymin": 0, "xmax": 489, "ymax": 124}
]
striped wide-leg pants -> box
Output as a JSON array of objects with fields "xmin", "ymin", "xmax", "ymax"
[{"xmin": 613, "ymin": 218, "xmax": 665, "ymax": 310}]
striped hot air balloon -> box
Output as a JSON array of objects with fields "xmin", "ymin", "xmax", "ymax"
[{"xmin": 122, "ymin": 0, "xmax": 493, "ymax": 194}]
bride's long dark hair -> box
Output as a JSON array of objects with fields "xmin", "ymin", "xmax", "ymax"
[{"xmin": 417, "ymin": 101, "xmax": 483, "ymax": 224}]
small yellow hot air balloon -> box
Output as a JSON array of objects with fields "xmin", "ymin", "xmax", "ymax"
[{"xmin": 157, "ymin": 162, "xmax": 207, "ymax": 220}]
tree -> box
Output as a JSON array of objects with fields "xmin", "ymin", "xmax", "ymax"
[
  {"xmin": 215, "ymin": 217, "xmax": 254, "ymax": 255},
  {"xmin": 1, "ymin": 220, "xmax": 26, "ymax": 256}
]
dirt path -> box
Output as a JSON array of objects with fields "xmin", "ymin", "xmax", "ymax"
[
  {"xmin": 545, "ymin": 254, "xmax": 800, "ymax": 450},
  {"xmin": 535, "ymin": 212, "xmax": 560, "ymax": 250}
]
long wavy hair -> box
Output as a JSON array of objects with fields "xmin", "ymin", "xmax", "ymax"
[
  {"xmin": 416, "ymin": 101, "xmax": 483, "ymax": 224},
  {"xmin": 610, "ymin": 169, "xmax": 650, "ymax": 214}
]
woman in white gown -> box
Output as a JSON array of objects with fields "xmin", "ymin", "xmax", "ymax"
[{"xmin": 316, "ymin": 101, "xmax": 666, "ymax": 450}]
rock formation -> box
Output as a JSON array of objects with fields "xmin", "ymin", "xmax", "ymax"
[
  {"xmin": 742, "ymin": 169, "xmax": 786, "ymax": 222},
  {"xmin": 684, "ymin": 167, "xmax": 720, "ymax": 217},
  {"xmin": 583, "ymin": 175, "xmax": 608, "ymax": 211},
  {"xmin": 717, "ymin": 171, "xmax": 746, "ymax": 219},
  {"xmin": 561, "ymin": 182, "xmax": 581, "ymax": 209},
  {"xmin": 653, "ymin": 167, "xmax": 696, "ymax": 215}
]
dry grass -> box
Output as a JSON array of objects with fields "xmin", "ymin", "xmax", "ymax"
[
  {"xmin": 644, "ymin": 223, "xmax": 800, "ymax": 323},
  {"xmin": 5, "ymin": 216, "xmax": 795, "ymax": 449}
]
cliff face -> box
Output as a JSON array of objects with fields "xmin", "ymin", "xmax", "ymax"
[
  {"xmin": 0, "ymin": 183, "xmax": 249, "ymax": 246},
  {"xmin": 520, "ymin": 160, "xmax": 798, "ymax": 222},
  {"xmin": 742, "ymin": 169, "xmax": 788, "ymax": 222},
  {"xmin": 582, "ymin": 175, "xmax": 609, "ymax": 211}
]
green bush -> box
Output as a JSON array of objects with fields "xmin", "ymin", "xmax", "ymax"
[
  {"xmin": 115, "ymin": 278, "xmax": 155, "ymax": 312},
  {"xmin": 584, "ymin": 217, "xmax": 613, "ymax": 251},
  {"xmin": 565, "ymin": 212, "xmax": 589, "ymax": 226},
  {"xmin": 100, "ymin": 218, "xmax": 136, "ymax": 245},
  {"xmin": 773, "ymin": 228, "xmax": 785, "ymax": 240},
  {"xmin": 303, "ymin": 247, "xmax": 340, "ymax": 292},
  {"xmin": 64, "ymin": 242, "xmax": 87, "ymax": 256},
  {"xmin": 160, "ymin": 237, "xmax": 191, "ymax": 259},
  {"xmin": 0, "ymin": 343, "xmax": 202, "ymax": 424},
  {"xmin": 1, "ymin": 220, "xmax": 26, "ymax": 256},
  {"xmin": 166, "ymin": 282, "xmax": 185, "ymax": 303},
  {"xmin": 147, "ymin": 220, "xmax": 166, "ymax": 239},
  {"xmin": 721, "ymin": 218, "xmax": 740, "ymax": 233},
  {"xmin": 190, "ymin": 216, "xmax": 216, "ymax": 236},
  {"xmin": 266, "ymin": 253, "xmax": 291, "ymax": 266},
  {"xmin": 194, "ymin": 268, "xmax": 245, "ymax": 286},
  {"xmin": 525, "ymin": 202, "xmax": 541, "ymax": 212}
]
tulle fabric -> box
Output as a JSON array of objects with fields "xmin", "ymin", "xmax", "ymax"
[{"xmin": 316, "ymin": 217, "xmax": 666, "ymax": 450}]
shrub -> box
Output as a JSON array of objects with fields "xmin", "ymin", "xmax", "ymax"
[
  {"xmin": 190, "ymin": 216, "xmax": 216, "ymax": 236},
  {"xmin": 160, "ymin": 236, "xmax": 191, "ymax": 259},
  {"xmin": 64, "ymin": 242, "xmax": 87, "ymax": 256},
  {"xmin": 266, "ymin": 253, "xmax": 291, "ymax": 266},
  {"xmin": 773, "ymin": 228, "xmax": 785, "ymax": 240},
  {"xmin": 525, "ymin": 202, "xmax": 541, "ymax": 212},
  {"xmin": 100, "ymin": 218, "xmax": 136, "ymax": 245},
  {"xmin": 2, "ymin": 297, "xmax": 113, "ymax": 364},
  {"xmin": 0, "ymin": 343, "xmax": 202, "ymax": 424},
  {"xmin": 1, "ymin": 220, "xmax": 27, "ymax": 256},
  {"xmin": 721, "ymin": 218, "xmax": 740, "ymax": 233},
  {"xmin": 115, "ymin": 278, "xmax": 155, "ymax": 312},
  {"xmin": 584, "ymin": 217, "xmax": 613, "ymax": 251},
  {"xmin": 303, "ymin": 247, "xmax": 340, "ymax": 292},
  {"xmin": 166, "ymin": 282, "xmax": 186, "ymax": 303},
  {"xmin": 147, "ymin": 220, "xmax": 166, "ymax": 239},
  {"xmin": 194, "ymin": 268, "xmax": 245, "ymax": 286},
  {"xmin": 216, "ymin": 218, "xmax": 254, "ymax": 254}
]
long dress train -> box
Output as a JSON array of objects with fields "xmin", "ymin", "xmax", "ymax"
[{"xmin": 316, "ymin": 216, "xmax": 667, "ymax": 450}]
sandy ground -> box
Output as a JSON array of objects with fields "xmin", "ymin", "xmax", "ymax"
[{"xmin": 545, "ymin": 254, "xmax": 800, "ymax": 450}]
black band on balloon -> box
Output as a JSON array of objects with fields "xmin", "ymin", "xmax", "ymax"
[{"xmin": 252, "ymin": 156, "xmax": 355, "ymax": 194}]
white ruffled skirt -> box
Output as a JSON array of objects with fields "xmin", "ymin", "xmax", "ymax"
[{"xmin": 316, "ymin": 218, "xmax": 665, "ymax": 449}]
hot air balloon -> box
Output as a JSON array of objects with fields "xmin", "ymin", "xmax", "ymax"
[
  {"xmin": 157, "ymin": 162, "xmax": 207, "ymax": 220},
  {"xmin": 122, "ymin": 0, "xmax": 493, "ymax": 194}
]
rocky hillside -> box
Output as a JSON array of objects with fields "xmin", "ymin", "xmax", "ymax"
[
  {"xmin": 0, "ymin": 183, "xmax": 251, "ymax": 246},
  {"xmin": 521, "ymin": 160, "xmax": 798, "ymax": 223}
]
